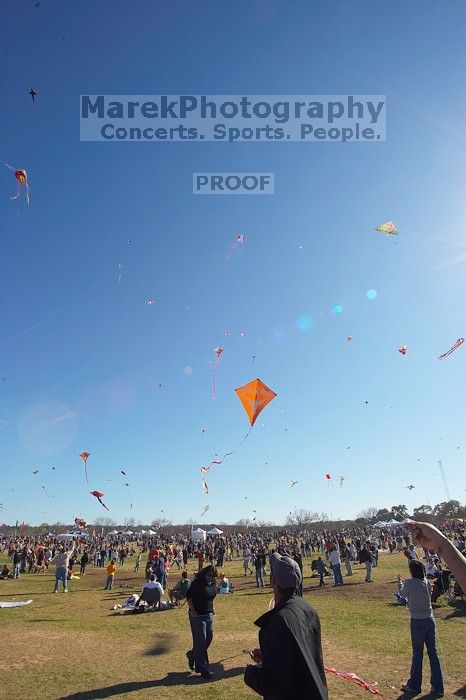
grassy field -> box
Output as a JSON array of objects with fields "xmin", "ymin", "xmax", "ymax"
[{"xmin": 0, "ymin": 552, "xmax": 464, "ymax": 700}]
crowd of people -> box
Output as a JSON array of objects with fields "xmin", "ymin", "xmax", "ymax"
[{"xmin": 1, "ymin": 520, "xmax": 464, "ymax": 698}]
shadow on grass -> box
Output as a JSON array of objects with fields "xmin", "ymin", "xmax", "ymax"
[
  {"xmin": 26, "ymin": 618, "xmax": 67, "ymax": 623},
  {"xmin": 59, "ymin": 664, "xmax": 244, "ymax": 698},
  {"xmin": 144, "ymin": 632, "xmax": 175, "ymax": 656},
  {"xmin": 453, "ymin": 684, "xmax": 466, "ymax": 698}
]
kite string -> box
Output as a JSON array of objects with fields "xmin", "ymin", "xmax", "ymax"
[
  {"xmin": 400, "ymin": 228, "xmax": 466, "ymax": 249},
  {"xmin": 0, "ymin": 266, "xmax": 117, "ymax": 349},
  {"xmin": 2, "ymin": 307, "xmax": 147, "ymax": 427}
]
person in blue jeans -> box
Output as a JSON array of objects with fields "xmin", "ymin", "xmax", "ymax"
[
  {"xmin": 398, "ymin": 560, "xmax": 444, "ymax": 697},
  {"xmin": 186, "ymin": 565, "xmax": 217, "ymax": 680},
  {"xmin": 254, "ymin": 552, "xmax": 264, "ymax": 588}
]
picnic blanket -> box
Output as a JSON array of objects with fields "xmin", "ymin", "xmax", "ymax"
[{"xmin": 0, "ymin": 599, "xmax": 33, "ymax": 608}]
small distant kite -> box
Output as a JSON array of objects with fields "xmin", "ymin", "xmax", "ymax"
[
  {"xmin": 201, "ymin": 505, "xmax": 209, "ymax": 517},
  {"xmin": 29, "ymin": 88, "xmax": 37, "ymax": 102},
  {"xmin": 325, "ymin": 473, "xmax": 332, "ymax": 486},
  {"xmin": 32, "ymin": 470, "xmax": 38, "ymax": 475},
  {"xmin": 90, "ymin": 490, "xmax": 109, "ymax": 511},
  {"xmin": 3, "ymin": 163, "xmax": 30, "ymax": 204},
  {"xmin": 289, "ymin": 480, "xmax": 298, "ymax": 487},
  {"xmin": 235, "ymin": 378, "xmax": 277, "ymax": 426},
  {"xmin": 438, "ymin": 338, "xmax": 464, "ymax": 360},
  {"xmin": 124, "ymin": 482, "xmax": 130, "ymax": 487},
  {"xmin": 117, "ymin": 264, "xmax": 123, "ymax": 284},
  {"xmin": 375, "ymin": 221, "xmax": 398, "ymax": 235},
  {"xmin": 228, "ymin": 233, "xmax": 246, "ymax": 257},
  {"xmin": 398, "ymin": 345, "xmax": 408, "ymax": 355},
  {"xmin": 406, "ymin": 484, "xmax": 415, "ymax": 490},
  {"xmin": 202, "ymin": 478, "xmax": 209, "ymax": 494},
  {"xmin": 121, "ymin": 470, "xmax": 126, "ymax": 475},
  {"xmin": 79, "ymin": 451, "xmax": 90, "ymax": 483},
  {"xmin": 346, "ymin": 336, "xmax": 352, "ymax": 344},
  {"xmin": 147, "ymin": 299, "xmax": 156, "ymax": 305},
  {"xmin": 339, "ymin": 476, "xmax": 345, "ymax": 487},
  {"xmin": 74, "ymin": 518, "xmax": 86, "ymax": 530},
  {"xmin": 240, "ymin": 331, "xmax": 246, "ymax": 337},
  {"xmin": 211, "ymin": 346, "xmax": 223, "ymax": 399}
]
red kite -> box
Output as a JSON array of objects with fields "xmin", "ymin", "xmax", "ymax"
[
  {"xmin": 90, "ymin": 490, "xmax": 109, "ymax": 511},
  {"xmin": 438, "ymin": 338, "xmax": 464, "ymax": 360},
  {"xmin": 79, "ymin": 451, "xmax": 90, "ymax": 483},
  {"xmin": 235, "ymin": 378, "xmax": 277, "ymax": 426},
  {"xmin": 398, "ymin": 345, "xmax": 408, "ymax": 355}
]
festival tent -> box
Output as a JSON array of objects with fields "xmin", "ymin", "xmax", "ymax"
[
  {"xmin": 385, "ymin": 519, "xmax": 402, "ymax": 526},
  {"xmin": 373, "ymin": 521, "xmax": 388, "ymax": 527},
  {"xmin": 122, "ymin": 530, "xmax": 133, "ymax": 535},
  {"xmin": 57, "ymin": 531, "xmax": 88, "ymax": 539},
  {"xmin": 108, "ymin": 529, "xmax": 119, "ymax": 535},
  {"xmin": 207, "ymin": 527, "xmax": 223, "ymax": 535},
  {"xmin": 191, "ymin": 527, "xmax": 207, "ymax": 542},
  {"xmin": 147, "ymin": 529, "xmax": 157, "ymax": 535},
  {"xmin": 138, "ymin": 529, "xmax": 147, "ymax": 535}
]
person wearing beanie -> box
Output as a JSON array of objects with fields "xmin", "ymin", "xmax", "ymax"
[{"xmin": 244, "ymin": 551, "xmax": 327, "ymax": 699}]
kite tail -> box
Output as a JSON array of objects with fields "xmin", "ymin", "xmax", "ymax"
[
  {"xmin": 324, "ymin": 666, "xmax": 386, "ymax": 699},
  {"xmin": 211, "ymin": 355, "xmax": 221, "ymax": 399},
  {"xmin": 98, "ymin": 497, "xmax": 110, "ymax": 511},
  {"xmin": 84, "ymin": 462, "xmax": 89, "ymax": 483},
  {"xmin": 10, "ymin": 182, "xmax": 20, "ymax": 201}
]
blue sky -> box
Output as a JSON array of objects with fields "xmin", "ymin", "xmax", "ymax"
[{"xmin": 1, "ymin": 0, "xmax": 465, "ymax": 527}]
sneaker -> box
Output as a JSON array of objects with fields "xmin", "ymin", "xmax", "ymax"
[
  {"xmin": 400, "ymin": 683, "xmax": 420, "ymax": 694},
  {"xmin": 430, "ymin": 689, "xmax": 444, "ymax": 698},
  {"xmin": 53, "ymin": 590, "xmax": 58, "ymax": 593},
  {"xmin": 64, "ymin": 589, "xmax": 68, "ymax": 593}
]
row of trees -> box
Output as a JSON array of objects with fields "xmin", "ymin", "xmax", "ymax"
[
  {"xmin": 355, "ymin": 500, "xmax": 465, "ymax": 525},
  {"xmin": 2, "ymin": 500, "xmax": 464, "ymax": 535}
]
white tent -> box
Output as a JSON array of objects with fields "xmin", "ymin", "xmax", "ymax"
[
  {"xmin": 191, "ymin": 527, "xmax": 207, "ymax": 542},
  {"xmin": 139, "ymin": 529, "xmax": 147, "ymax": 535},
  {"xmin": 108, "ymin": 529, "xmax": 119, "ymax": 535},
  {"xmin": 122, "ymin": 530, "xmax": 133, "ymax": 535},
  {"xmin": 207, "ymin": 527, "xmax": 223, "ymax": 535},
  {"xmin": 385, "ymin": 519, "xmax": 401, "ymax": 526},
  {"xmin": 57, "ymin": 531, "xmax": 87, "ymax": 539},
  {"xmin": 147, "ymin": 529, "xmax": 157, "ymax": 535}
]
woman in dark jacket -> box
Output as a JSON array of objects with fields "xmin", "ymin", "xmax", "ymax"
[{"xmin": 186, "ymin": 565, "xmax": 218, "ymax": 679}]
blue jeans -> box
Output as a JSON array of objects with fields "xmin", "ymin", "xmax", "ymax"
[
  {"xmin": 365, "ymin": 561, "xmax": 372, "ymax": 581},
  {"xmin": 54, "ymin": 566, "xmax": 67, "ymax": 591},
  {"xmin": 187, "ymin": 613, "xmax": 213, "ymax": 674},
  {"xmin": 14, "ymin": 564, "xmax": 21, "ymax": 579},
  {"xmin": 332, "ymin": 564, "xmax": 343, "ymax": 585},
  {"xmin": 105, "ymin": 575, "xmax": 114, "ymax": 589},
  {"xmin": 255, "ymin": 569, "xmax": 264, "ymax": 587},
  {"xmin": 408, "ymin": 617, "xmax": 443, "ymax": 694}
]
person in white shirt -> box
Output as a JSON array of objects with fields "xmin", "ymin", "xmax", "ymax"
[
  {"xmin": 143, "ymin": 574, "xmax": 164, "ymax": 596},
  {"xmin": 329, "ymin": 546, "xmax": 343, "ymax": 586}
]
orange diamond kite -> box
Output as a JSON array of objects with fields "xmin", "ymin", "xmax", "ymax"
[{"xmin": 235, "ymin": 378, "xmax": 277, "ymax": 426}]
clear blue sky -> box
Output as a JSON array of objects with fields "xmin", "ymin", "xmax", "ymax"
[{"xmin": 1, "ymin": 0, "xmax": 465, "ymax": 527}]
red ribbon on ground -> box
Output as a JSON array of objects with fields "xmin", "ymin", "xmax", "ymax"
[{"xmin": 325, "ymin": 666, "xmax": 386, "ymax": 699}]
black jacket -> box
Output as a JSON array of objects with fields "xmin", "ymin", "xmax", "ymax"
[{"xmin": 244, "ymin": 595, "xmax": 328, "ymax": 700}]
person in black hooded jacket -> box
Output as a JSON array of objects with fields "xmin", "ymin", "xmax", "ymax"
[{"xmin": 244, "ymin": 551, "xmax": 328, "ymax": 700}]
